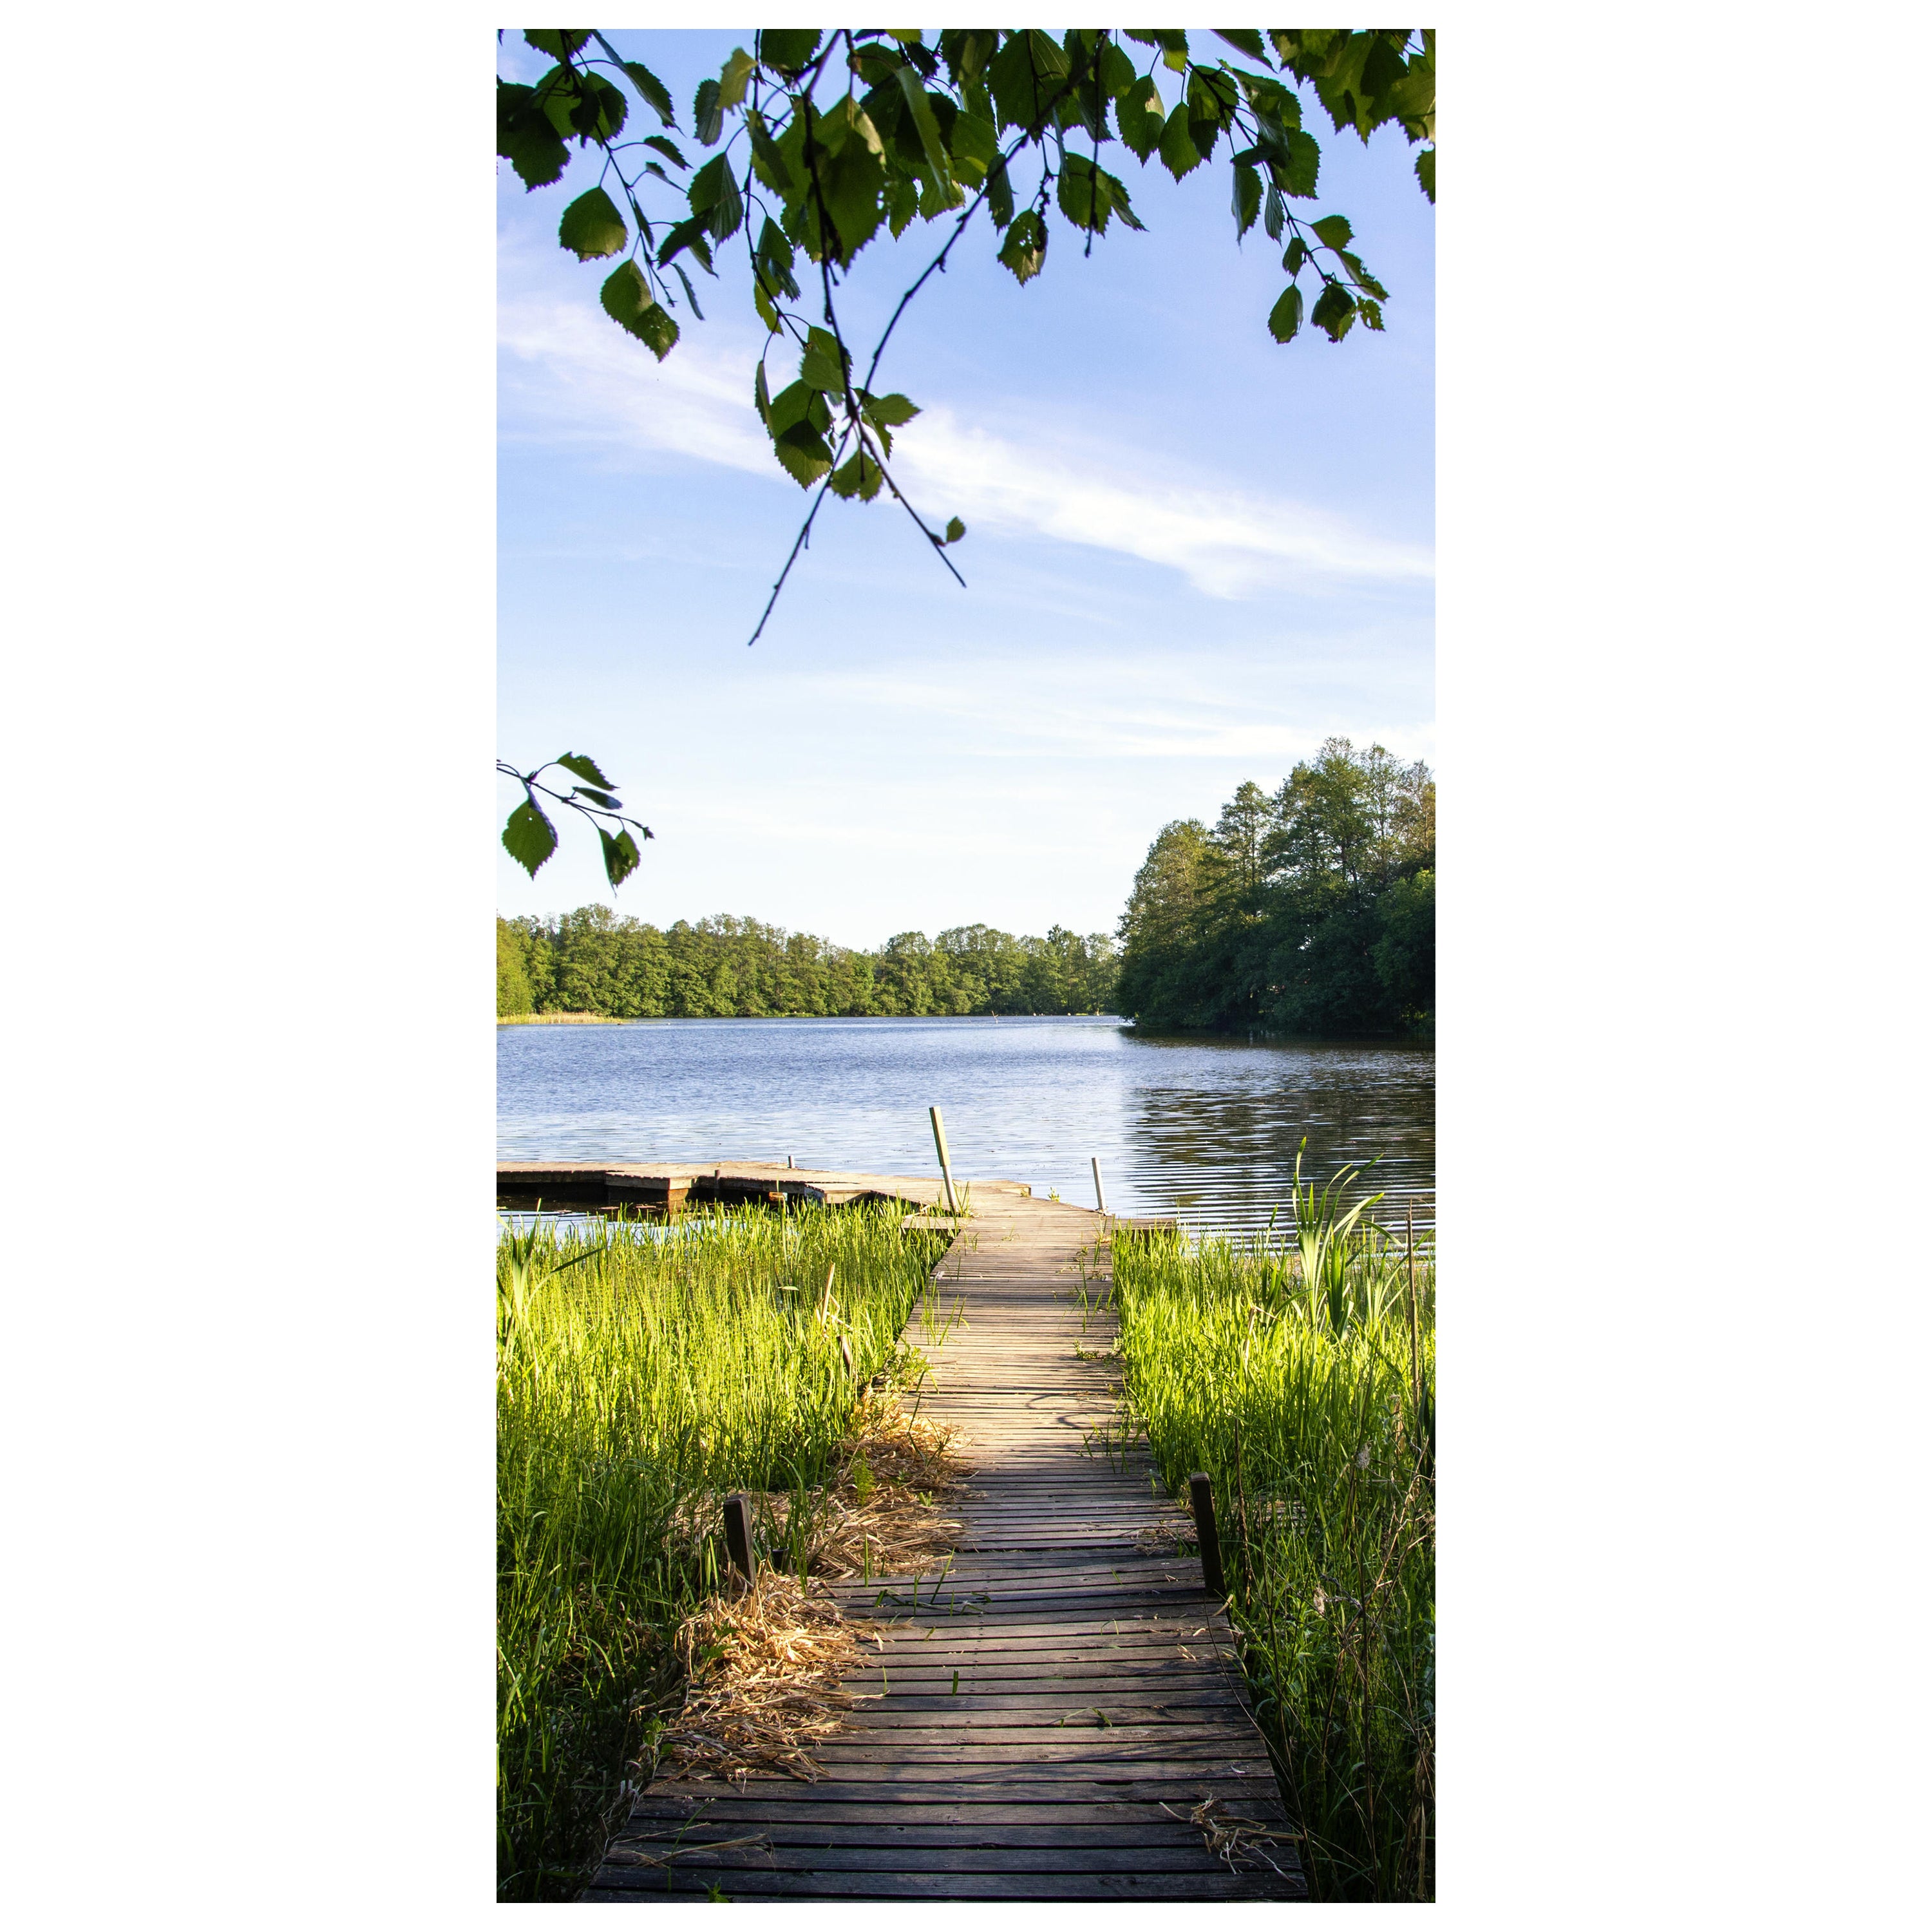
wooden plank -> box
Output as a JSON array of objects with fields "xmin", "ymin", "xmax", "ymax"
[
  {"xmin": 589, "ymin": 1868, "xmax": 1304, "ymax": 1900},
  {"xmin": 586, "ymin": 1186, "xmax": 1298, "ymax": 1902}
]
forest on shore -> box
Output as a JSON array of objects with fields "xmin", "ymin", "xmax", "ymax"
[
  {"xmin": 497, "ymin": 910, "xmax": 1119, "ymax": 1019},
  {"xmin": 1117, "ymin": 738, "xmax": 1434, "ymax": 1035},
  {"xmin": 498, "ymin": 740, "xmax": 1432, "ymax": 1036}
]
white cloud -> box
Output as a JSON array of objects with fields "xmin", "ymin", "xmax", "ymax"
[{"xmin": 498, "ymin": 292, "xmax": 1434, "ymax": 598}]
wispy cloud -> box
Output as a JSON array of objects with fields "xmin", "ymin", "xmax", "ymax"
[{"xmin": 498, "ymin": 290, "xmax": 1434, "ymax": 598}]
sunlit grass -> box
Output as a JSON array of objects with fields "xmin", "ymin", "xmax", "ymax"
[
  {"xmin": 1108, "ymin": 1175, "xmax": 1435, "ymax": 1902},
  {"xmin": 497, "ymin": 1202, "xmax": 948, "ymax": 1900}
]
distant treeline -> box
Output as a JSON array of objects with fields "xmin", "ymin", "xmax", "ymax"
[
  {"xmin": 1116, "ymin": 737, "xmax": 1434, "ymax": 1036},
  {"xmin": 498, "ymin": 909, "xmax": 1119, "ymax": 1019}
]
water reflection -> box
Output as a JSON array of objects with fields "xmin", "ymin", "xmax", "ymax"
[{"xmin": 497, "ymin": 1016, "xmax": 1432, "ymax": 1237}]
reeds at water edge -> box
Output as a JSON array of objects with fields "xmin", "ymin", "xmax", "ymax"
[
  {"xmin": 1104, "ymin": 1168, "xmax": 1435, "ymax": 1902},
  {"xmin": 496, "ymin": 1202, "xmax": 950, "ymax": 1900}
]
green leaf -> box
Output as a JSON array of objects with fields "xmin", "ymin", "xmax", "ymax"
[
  {"xmin": 884, "ymin": 172, "xmax": 919, "ymax": 237},
  {"xmin": 1116, "ymin": 77, "xmax": 1166, "ymax": 162},
  {"xmin": 759, "ymin": 29, "xmax": 823, "ymax": 77},
  {"xmin": 828, "ymin": 451, "xmax": 887, "ymax": 501},
  {"xmin": 1338, "ymin": 250, "xmax": 1387, "ymax": 299},
  {"xmin": 599, "ymin": 826, "xmax": 643, "ymax": 889},
  {"xmin": 556, "ymin": 752, "xmax": 614, "ymax": 788},
  {"xmin": 799, "ymin": 327, "xmax": 848, "ymax": 395},
  {"xmin": 987, "ymin": 155, "xmax": 1015, "ymax": 228},
  {"xmin": 536, "ymin": 68, "xmax": 626, "ymax": 145},
  {"xmin": 1097, "ymin": 37, "xmax": 1137, "ymax": 99},
  {"xmin": 1277, "ymin": 128, "xmax": 1321, "ymax": 198},
  {"xmin": 1264, "ymin": 184, "xmax": 1285, "ymax": 241},
  {"xmin": 1416, "ymin": 146, "xmax": 1435, "ymax": 204},
  {"xmin": 654, "ymin": 217, "xmax": 714, "ymax": 273},
  {"xmin": 502, "ymin": 798, "xmax": 557, "ymax": 878},
  {"xmin": 1311, "ymin": 281, "xmax": 1356, "ymax": 341},
  {"xmin": 988, "ymin": 29, "xmax": 1070, "ymax": 132},
  {"xmin": 996, "ymin": 209, "xmax": 1047, "ymax": 285},
  {"xmin": 600, "ymin": 261, "xmax": 680, "ymax": 360},
  {"xmin": 693, "ymin": 77, "xmax": 723, "ymax": 146},
  {"xmin": 1311, "ymin": 213, "xmax": 1354, "ymax": 250},
  {"xmin": 670, "ymin": 261, "xmax": 705, "ymax": 320},
  {"xmin": 764, "ymin": 379, "xmax": 826, "ymax": 441},
  {"xmin": 947, "ymin": 108, "xmax": 998, "ymax": 183},
  {"xmin": 572, "ymin": 786, "xmax": 621, "ymax": 810},
  {"xmin": 1158, "ymin": 104, "xmax": 1202, "ymax": 180},
  {"xmin": 817, "ymin": 128, "xmax": 887, "ymax": 261},
  {"xmin": 497, "ymin": 82, "xmax": 569, "ymax": 190},
  {"xmin": 622, "ymin": 61, "xmax": 676, "ymax": 127},
  {"xmin": 688, "ymin": 154, "xmax": 743, "ymax": 240},
  {"xmin": 1231, "ymin": 162, "xmax": 1261, "ymax": 241},
  {"xmin": 771, "ymin": 421, "xmax": 834, "ymax": 488},
  {"xmin": 939, "ymin": 28, "xmax": 999, "ymax": 85},
  {"xmin": 1267, "ymin": 283, "xmax": 1303, "ymax": 343},
  {"xmin": 523, "ymin": 30, "xmax": 591, "ymax": 60},
  {"xmin": 943, "ymin": 516, "xmax": 967, "ymax": 543},
  {"xmin": 755, "ymin": 216, "xmax": 800, "ymax": 299},
  {"xmin": 1283, "ymin": 235, "xmax": 1308, "ymax": 276},
  {"xmin": 895, "ymin": 68, "xmax": 952, "ymax": 185},
  {"xmin": 1213, "ymin": 30, "xmax": 1271, "ymax": 64},
  {"xmin": 754, "ymin": 363, "xmax": 772, "ymax": 424},
  {"xmin": 558, "ymin": 187, "xmax": 627, "ymax": 260},
  {"xmin": 746, "ymin": 111, "xmax": 796, "ymax": 194},
  {"xmin": 642, "ymin": 134, "xmax": 688, "ymax": 169},
  {"xmin": 1056, "ymin": 156, "xmax": 1144, "ymax": 236},
  {"xmin": 717, "ymin": 46, "xmax": 755, "ymax": 111},
  {"xmin": 860, "ymin": 392, "xmax": 919, "ymax": 428}
]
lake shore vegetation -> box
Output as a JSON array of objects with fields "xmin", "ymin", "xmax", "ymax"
[
  {"xmin": 497, "ymin": 1204, "xmax": 958, "ymax": 1899},
  {"xmin": 1101, "ymin": 1171, "xmax": 1435, "ymax": 1900},
  {"xmin": 498, "ymin": 909, "xmax": 1119, "ymax": 1019},
  {"xmin": 1115, "ymin": 737, "xmax": 1434, "ymax": 1036}
]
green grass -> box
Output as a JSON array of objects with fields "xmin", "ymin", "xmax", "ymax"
[
  {"xmin": 496, "ymin": 1202, "xmax": 949, "ymax": 1900},
  {"xmin": 1104, "ymin": 1180, "xmax": 1435, "ymax": 1902}
]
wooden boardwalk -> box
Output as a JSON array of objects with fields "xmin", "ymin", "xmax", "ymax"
[{"xmin": 587, "ymin": 1186, "xmax": 1305, "ymax": 1902}]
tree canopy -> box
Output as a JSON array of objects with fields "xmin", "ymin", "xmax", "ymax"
[
  {"xmin": 497, "ymin": 28, "xmax": 1435, "ymax": 887},
  {"xmin": 498, "ymin": 909, "xmax": 1119, "ymax": 1019},
  {"xmin": 1116, "ymin": 739, "xmax": 1434, "ymax": 1035}
]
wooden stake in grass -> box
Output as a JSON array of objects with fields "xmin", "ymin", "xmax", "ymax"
[
  {"xmin": 929, "ymin": 1105, "xmax": 958, "ymax": 1214},
  {"xmin": 1406, "ymin": 1200, "xmax": 1421, "ymax": 1415},
  {"xmin": 1188, "ymin": 1472, "xmax": 1226, "ymax": 1598},
  {"xmin": 723, "ymin": 1493, "xmax": 755, "ymax": 1580}
]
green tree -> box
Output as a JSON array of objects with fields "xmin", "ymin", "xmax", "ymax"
[
  {"xmin": 1115, "ymin": 744, "xmax": 1433, "ymax": 1036},
  {"xmin": 497, "ymin": 918, "xmax": 536, "ymax": 1017},
  {"xmin": 497, "ymin": 28, "xmax": 1435, "ymax": 884}
]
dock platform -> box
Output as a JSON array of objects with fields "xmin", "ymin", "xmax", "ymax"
[{"xmin": 583, "ymin": 1183, "xmax": 1303, "ymax": 1902}]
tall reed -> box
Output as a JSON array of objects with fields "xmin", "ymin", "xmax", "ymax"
[
  {"xmin": 497, "ymin": 1202, "xmax": 947, "ymax": 1900},
  {"xmin": 1109, "ymin": 1183, "xmax": 1435, "ymax": 1901}
]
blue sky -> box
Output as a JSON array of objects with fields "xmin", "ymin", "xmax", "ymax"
[{"xmin": 497, "ymin": 30, "xmax": 1434, "ymax": 946}]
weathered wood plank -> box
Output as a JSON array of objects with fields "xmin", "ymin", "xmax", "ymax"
[{"xmin": 586, "ymin": 1184, "xmax": 1298, "ymax": 1902}]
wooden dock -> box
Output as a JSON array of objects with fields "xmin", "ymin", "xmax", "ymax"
[{"xmin": 585, "ymin": 1183, "xmax": 1304, "ymax": 1902}]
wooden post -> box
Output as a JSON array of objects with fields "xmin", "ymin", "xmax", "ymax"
[
  {"xmin": 1188, "ymin": 1472, "xmax": 1225, "ymax": 1598},
  {"xmin": 1406, "ymin": 1199, "xmax": 1421, "ymax": 1413},
  {"xmin": 1091, "ymin": 1156, "xmax": 1108, "ymax": 1214},
  {"xmin": 723, "ymin": 1493, "xmax": 755, "ymax": 1580},
  {"xmin": 929, "ymin": 1105, "xmax": 959, "ymax": 1214}
]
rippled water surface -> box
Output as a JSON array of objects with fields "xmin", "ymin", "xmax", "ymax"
[{"xmin": 498, "ymin": 1017, "xmax": 1432, "ymax": 1236}]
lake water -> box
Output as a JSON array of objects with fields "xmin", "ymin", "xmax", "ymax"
[{"xmin": 497, "ymin": 1017, "xmax": 1434, "ymax": 1237}]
